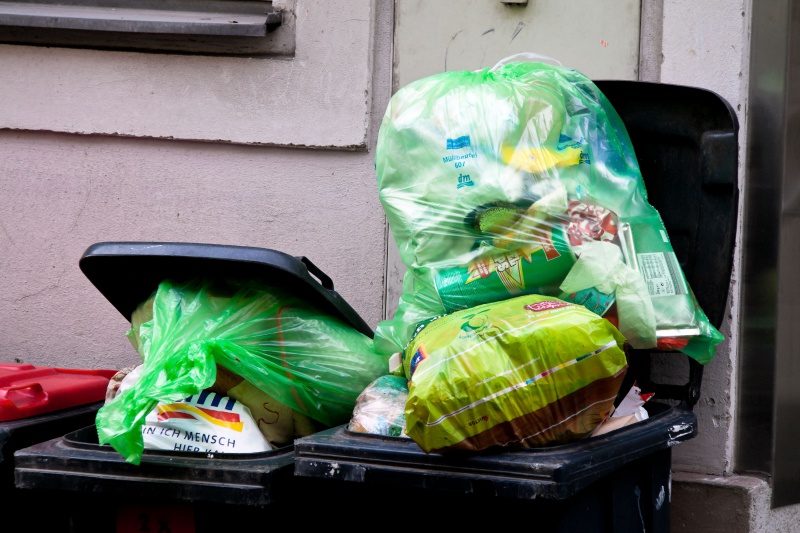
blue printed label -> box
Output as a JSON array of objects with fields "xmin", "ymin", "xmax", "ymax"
[
  {"xmin": 557, "ymin": 133, "xmax": 585, "ymax": 150},
  {"xmin": 456, "ymin": 173, "xmax": 474, "ymax": 188},
  {"xmin": 446, "ymin": 135, "xmax": 471, "ymax": 150},
  {"xmin": 408, "ymin": 347, "xmax": 427, "ymax": 378}
]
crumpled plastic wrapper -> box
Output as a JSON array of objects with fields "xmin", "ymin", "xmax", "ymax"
[{"xmin": 347, "ymin": 375, "xmax": 410, "ymax": 438}]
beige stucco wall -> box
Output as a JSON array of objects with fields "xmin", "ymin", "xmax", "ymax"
[
  {"xmin": 0, "ymin": 0, "xmax": 394, "ymax": 370},
  {"xmin": 0, "ymin": 0, "xmax": 374, "ymax": 149},
  {"xmin": 644, "ymin": 0, "xmax": 748, "ymax": 477}
]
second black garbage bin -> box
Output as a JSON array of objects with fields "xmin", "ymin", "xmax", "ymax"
[
  {"xmin": 13, "ymin": 242, "xmax": 376, "ymax": 532},
  {"xmin": 292, "ymin": 80, "xmax": 740, "ymax": 531}
]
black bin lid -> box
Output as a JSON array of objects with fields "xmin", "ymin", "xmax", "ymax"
[
  {"xmin": 79, "ymin": 241, "xmax": 373, "ymax": 337},
  {"xmin": 593, "ymin": 80, "xmax": 739, "ymax": 330}
]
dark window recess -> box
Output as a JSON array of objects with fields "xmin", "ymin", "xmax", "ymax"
[{"xmin": 0, "ymin": 0, "xmax": 294, "ymax": 56}]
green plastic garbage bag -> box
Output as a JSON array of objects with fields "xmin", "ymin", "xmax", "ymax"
[
  {"xmin": 96, "ymin": 278, "xmax": 388, "ymax": 465},
  {"xmin": 373, "ymin": 58, "xmax": 722, "ymax": 365}
]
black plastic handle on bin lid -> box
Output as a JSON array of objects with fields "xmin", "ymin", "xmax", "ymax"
[{"xmin": 78, "ymin": 242, "xmax": 374, "ymax": 337}]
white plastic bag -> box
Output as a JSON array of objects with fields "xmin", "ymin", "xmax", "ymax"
[
  {"xmin": 109, "ymin": 365, "xmax": 272, "ymax": 454},
  {"xmin": 141, "ymin": 391, "xmax": 272, "ymax": 454}
]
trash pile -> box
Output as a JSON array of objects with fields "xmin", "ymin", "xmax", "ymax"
[
  {"xmin": 97, "ymin": 57, "xmax": 724, "ymax": 462},
  {"xmin": 348, "ymin": 57, "xmax": 723, "ymax": 452}
]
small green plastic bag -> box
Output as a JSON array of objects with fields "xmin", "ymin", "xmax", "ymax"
[{"xmin": 96, "ymin": 278, "xmax": 388, "ymax": 465}]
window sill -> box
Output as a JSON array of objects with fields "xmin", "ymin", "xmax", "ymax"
[{"xmin": 0, "ymin": 0, "xmax": 291, "ymax": 56}]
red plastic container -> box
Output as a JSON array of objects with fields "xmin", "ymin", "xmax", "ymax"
[{"xmin": 0, "ymin": 363, "xmax": 117, "ymax": 422}]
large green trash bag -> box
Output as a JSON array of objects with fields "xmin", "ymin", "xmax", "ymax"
[
  {"xmin": 373, "ymin": 58, "xmax": 722, "ymax": 365},
  {"xmin": 96, "ymin": 278, "xmax": 388, "ymax": 465}
]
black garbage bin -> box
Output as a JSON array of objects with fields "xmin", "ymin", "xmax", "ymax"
[
  {"xmin": 1, "ymin": 363, "xmax": 116, "ymax": 528},
  {"xmin": 292, "ymin": 80, "xmax": 739, "ymax": 531},
  {"xmin": 12, "ymin": 242, "xmax": 375, "ymax": 532}
]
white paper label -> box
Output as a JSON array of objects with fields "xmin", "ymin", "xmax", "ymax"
[{"xmin": 637, "ymin": 252, "xmax": 687, "ymax": 297}]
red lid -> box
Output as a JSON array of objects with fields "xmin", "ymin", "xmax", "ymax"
[{"xmin": 0, "ymin": 363, "xmax": 118, "ymax": 422}]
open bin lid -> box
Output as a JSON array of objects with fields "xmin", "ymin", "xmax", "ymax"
[
  {"xmin": 294, "ymin": 79, "xmax": 738, "ymax": 500},
  {"xmin": 14, "ymin": 242, "xmax": 373, "ymax": 506},
  {"xmin": 592, "ymin": 80, "xmax": 738, "ymax": 335},
  {"xmin": 78, "ymin": 241, "xmax": 373, "ymax": 337}
]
